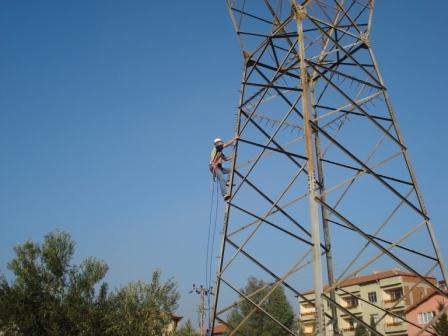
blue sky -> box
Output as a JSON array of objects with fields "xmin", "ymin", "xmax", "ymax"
[{"xmin": 0, "ymin": 0, "xmax": 447, "ymax": 325}]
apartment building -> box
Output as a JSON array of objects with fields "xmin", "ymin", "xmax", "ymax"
[
  {"xmin": 406, "ymin": 288, "xmax": 448, "ymax": 336},
  {"xmin": 299, "ymin": 270, "xmax": 436, "ymax": 336}
]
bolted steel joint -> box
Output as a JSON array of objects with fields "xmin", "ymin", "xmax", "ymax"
[
  {"xmin": 292, "ymin": 3, "xmax": 307, "ymax": 20},
  {"xmin": 360, "ymin": 32, "xmax": 370, "ymax": 48}
]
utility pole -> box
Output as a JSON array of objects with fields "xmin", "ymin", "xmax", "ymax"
[{"xmin": 190, "ymin": 284, "xmax": 213, "ymax": 336}]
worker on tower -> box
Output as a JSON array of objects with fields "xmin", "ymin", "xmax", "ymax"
[{"xmin": 209, "ymin": 136, "xmax": 238, "ymax": 201}]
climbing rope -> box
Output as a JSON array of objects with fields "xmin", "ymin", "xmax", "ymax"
[
  {"xmin": 205, "ymin": 177, "xmax": 220, "ymax": 335},
  {"xmin": 205, "ymin": 177, "xmax": 216, "ymax": 293},
  {"xmin": 209, "ymin": 182, "xmax": 219, "ymax": 326},
  {"xmin": 209, "ymin": 181, "xmax": 219, "ymax": 289}
]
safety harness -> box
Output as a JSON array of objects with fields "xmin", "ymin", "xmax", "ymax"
[{"xmin": 209, "ymin": 146, "xmax": 223, "ymax": 176}]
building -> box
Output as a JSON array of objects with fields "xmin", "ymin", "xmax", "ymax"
[
  {"xmin": 406, "ymin": 288, "xmax": 448, "ymax": 336},
  {"xmin": 212, "ymin": 323, "xmax": 228, "ymax": 336},
  {"xmin": 299, "ymin": 270, "xmax": 437, "ymax": 336},
  {"xmin": 164, "ymin": 314, "xmax": 183, "ymax": 335}
]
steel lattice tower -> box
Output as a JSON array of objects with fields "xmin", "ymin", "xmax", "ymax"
[{"xmin": 211, "ymin": 1, "xmax": 448, "ymax": 335}]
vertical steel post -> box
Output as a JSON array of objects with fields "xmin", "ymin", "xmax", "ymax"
[
  {"xmin": 311, "ymin": 84, "xmax": 339, "ymax": 335},
  {"xmin": 293, "ymin": 2, "xmax": 326, "ymax": 335}
]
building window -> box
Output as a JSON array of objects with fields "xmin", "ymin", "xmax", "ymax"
[
  {"xmin": 386, "ymin": 311, "xmax": 405, "ymax": 327},
  {"xmin": 368, "ymin": 291, "xmax": 377, "ymax": 303},
  {"xmin": 418, "ymin": 311, "xmax": 435, "ymax": 324},
  {"xmin": 384, "ymin": 288, "xmax": 403, "ymax": 303},
  {"xmin": 303, "ymin": 323, "xmax": 315, "ymax": 335},
  {"xmin": 344, "ymin": 296, "xmax": 358, "ymax": 308},
  {"xmin": 370, "ymin": 314, "xmax": 379, "ymax": 329},
  {"xmin": 342, "ymin": 318, "xmax": 356, "ymax": 332},
  {"xmin": 390, "ymin": 289, "xmax": 403, "ymax": 300},
  {"xmin": 392, "ymin": 312, "xmax": 405, "ymax": 323}
]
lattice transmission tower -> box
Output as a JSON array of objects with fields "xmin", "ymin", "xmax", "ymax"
[{"xmin": 211, "ymin": 1, "xmax": 448, "ymax": 335}]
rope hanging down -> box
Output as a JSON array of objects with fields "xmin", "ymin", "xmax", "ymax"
[{"xmin": 205, "ymin": 177, "xmax": 219, "ymax": 334}]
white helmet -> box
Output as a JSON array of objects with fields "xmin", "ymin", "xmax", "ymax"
[{"xmin": 214, "ymin": 138, "xmax": 223, "ymax": 144}]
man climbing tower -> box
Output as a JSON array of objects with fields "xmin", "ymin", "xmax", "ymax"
[{"xmin": 209, "ymin": 136, "xmax": 238, "ymax": 201}]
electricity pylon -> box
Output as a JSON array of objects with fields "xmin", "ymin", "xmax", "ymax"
[{"xmin": 211, "ymin": 1, "xmax": 448, "ymax": 335}]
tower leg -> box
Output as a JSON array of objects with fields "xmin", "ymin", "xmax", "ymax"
[{"xmin": 293, "ymin": 3, "xmax": 326, "ymax": 335}]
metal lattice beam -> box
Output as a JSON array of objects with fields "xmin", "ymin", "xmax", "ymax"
[{"xmin": 211, "ymin": 1, "xmax": 448, "ymax": 335}]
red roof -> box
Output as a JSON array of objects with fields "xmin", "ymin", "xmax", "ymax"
[
  {"xmin": 303, "ymin": 270, "xmax": 436, "ymax": 295},
  {"xmin": 213, "ymin": 323, "xmax": 228, "ymax": 334},
  {"xmin": 405, "ymin": 289, "xmax": 448, "ymax": 313},
  {"xmin": 171, "ymin": 314, "xmax": 183, "ymax": 321}
]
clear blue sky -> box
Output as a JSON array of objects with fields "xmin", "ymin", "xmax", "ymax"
[{"xmin": 0, "ymin": 0, "xmax": 447, "ymax": 325}]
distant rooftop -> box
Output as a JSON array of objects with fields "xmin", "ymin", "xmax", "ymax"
[
  {"xmin": 172, "ymin": 314, "xmax": 183, "ymax": 321},
  {"xmin": 212, "ymin": 323, "xmax": 228, "ymax": 335},
  {"xmin": 302, "ymin": 269, "xmax": 436, "ymax": 296},
  {"xmin": 405, "ymin": 288, "xmax": 448, "ymax": 313}
]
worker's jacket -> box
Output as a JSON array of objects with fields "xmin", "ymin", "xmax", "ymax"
[{"xmin": 209, "ymin": 146, "xmax": 225, "ymax": 174}]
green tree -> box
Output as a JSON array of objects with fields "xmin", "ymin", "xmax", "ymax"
[
  {"xmin": 369, "ymin": 315, "xmax": 376, "ymax": 336},
  {"xmin": 107, "ymin": 269, "xmax": 179, "ymax": 336},
  {"xmin": 0, "ymin": 231, "xmax": 180, "ymax": 336},
  {"xmin": 354, "ymin": 321, "xmax": 368, "ymax": 336},
  {"xmin": 433, "ymin": 303, "xmax": 448, "ymax": 336},
  {"xmin": 0, "ymin": 231, "xmax": 109, "ymax": 336},
  {"xmin": 175, "ymin": 319, "xmax": 197, "ymax": 336},
  {"xmin": 227, "ymin": 276, "xmax": 294, "ymax": 336}
]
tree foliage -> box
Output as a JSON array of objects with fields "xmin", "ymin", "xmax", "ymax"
[
  {"xmin": 0, "ymin": 231, "xmax": 180, "ymax": 336},
  {"xmin": 175, "ymin": 319, "xmax": 197, "ymax": 336},
  {"xmin": 433, "ymin": 303, "xmax": 448, "ymax": 336},
  {"xmin": 354, "ymin": 321, "xmax": 367, "ymax": 336},
  {"xmin": 107, "ymin": 271, "xmax": 179, "ymax": 336},
  {"xmin": 226, "ymin": 276, "xmax": 294, "ymax": 336},
  {"xmin": 369, "ymin": 315, "xmax": 377, "ymax": 336}
]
